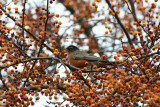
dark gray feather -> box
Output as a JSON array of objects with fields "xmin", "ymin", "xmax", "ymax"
[{"xmin": 72, "ymin": 51, "xmax": 100, "ymax": 61}]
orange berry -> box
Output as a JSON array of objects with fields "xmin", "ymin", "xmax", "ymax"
[
  {"xmin": 129, "ymin": 52, "xmax": 135, "ymax": 56},
  {"xmin": 49, "ymin": 96, "xmax": 52, "ymax": 100},
  {"xmin": 142, "ymin": 23, "xmax": 146, "ymax": 27},
  {"xmin": 92, "ymin": 2, "xmax": 96, "ymax": 6},
  {"xmin": 97, "ymin": 68, "xmax": 102, "ymax": 72},
  {"xmin": 38, "ymin": 35, "xmax": 42, "ymax": 39},
  {"xmin": 101, "ymin": 55, "xmax": 107, "ymax": 60},
  {"xmin": 119, "ymin": 60, "xmax": 124, "ymax": 63},
  {"xmin": 20, "ymin": 37, "xmax": 24, "ymax": 40},
  {"xmin": 41, "ymin": 6, "xmax": 45, "ymax": 10},
  {"xmin": 15, "ymin": 7, "xmax": 18, "ymax": 11},
  {"xmin": 64, "ymin": 52, "xmax": 67, "ymax": 56},
  {"xmin": 109, "ymin": 29, "xmax": 112, "ymax": 32},
  {"xmin": 85, "ymin": 61, "xmax": 89, "ymax": 66},
  {"xmin": 30, "ymin": 39, "xmax": 34, "ymax": 42},
  {"xmin": 81, "ymin": 101, "xmax": 86, "ymax": 105},
  {"xmin": 132, "ymin": 56, "xmax": 136, "ymax": 61},
  {"xmin": 7, "ymin": 7, "xmax": 11, "ymax": 11},
  {"xmin": 105, "ymin": 31, "xmax": 108, "ymax": 34},
  {"xmin": 93, "ymin": 65, "xmax": 97, "ymax": 69},
  {"xmin": 15, "ymin": 21, "xmax": 19, "ymax": 25},
  {"xmin": 33, "ymin": 48, "xmax": 36, "ymax": 51},
  {"xmin": 133, "ymin": 21, "xmax": 137, "ymax": 25},
  {"xmin": 83, "ymin": 67, "xmax": 87, "ymax": 70},
  {"xmin": 54, "ymin": 49, "xmax": 58, "ymax": 52},
  {"xmin": 117, "ymin": 54, "xmax": 120, "ymax": 57},
  {"xmin": 110, "ymin": 69, "xmax": 115, "ymax": 73},
  {"xmin": 7, "ymin": 83, "xmax": 12, "ymax": 87},
  {"xmin": 43, "ymin": 15, "xmax": 47, "ymax": 19},
  {"xmin": 115, "ymin": 10, "xmax": 120, "ymax": 14},
  {"xmin": 62, "ymin": 58, "xmax": 66, "ymax": 62},
  {"xmin": 56, "ymin": 14, "xmax": 59, "ymax": 17},
  {"xmin": 54, "ymin": 20, "xmax": 58, "ymax": 24},
  {"xmin": 14, "ymin": 1, "xmax": 17, "ymax": 5},
  {"xmin": 52, "ymin": 40, "xmax": 56, "ymax": 44},
  {"xmin": 123, "ymin": 53, "xmax": 128, "ymax": 57},
  {"xmin": 107, "ymin": 18, "xmax": 111, "ymax": 21},
  {"xmin": 137, "ymin": 26, "xmax": 141, "ymax": 30},
  {"xmin": 156, "ymin": 80, "xmax": 160, "ymax": 85}
]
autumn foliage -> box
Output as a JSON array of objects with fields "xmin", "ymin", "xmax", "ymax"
[{"xmin": 0, "ymin": 0, "xmax": 160, "ymax": 107}]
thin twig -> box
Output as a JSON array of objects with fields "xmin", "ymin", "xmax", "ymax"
[
  {"xmin": 0, "ymin": 30, "xmax": 31, "ymax": 58},
  {"xmin": 0, "ymin": 56, "xmax": 105, "ymax": 73},
  {"xmin": 0, "ymin": 69, "xmax": 9, "ymax": 90},
  {"xmin": 137, "ymin": 50, "xmax": 160, "ymax": 60},
  {"xmin": 0, "ymin": 6, "xmax": 53, "ymax": 52},
  {"xmin": 126, "ymin": 1, "xmax": 148, "ymax": 35},
  {"xmin": 105, "ymin": 0, "xmax": 134, "ymax": 47},
  {"xmin": 22, "ymin": 0, "xmax": 27, "ymax": 51}
]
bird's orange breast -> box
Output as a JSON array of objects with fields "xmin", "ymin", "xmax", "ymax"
[{"xmin": 68, "ymin": 53, "xmax": 90, "ymax": 68}]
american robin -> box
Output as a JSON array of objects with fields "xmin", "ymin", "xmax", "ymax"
[
  {"xmin": 66, "ymin": 45, "xmax": 115, "ymax": 89},
  {"xmin": 66, "ymin": 45, "xmax": 108, "ymax": 69}
]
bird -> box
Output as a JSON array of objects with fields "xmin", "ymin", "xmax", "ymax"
[
  {"xmin": 66, "ymin": 45, "xmax": 115, "ymax": 89},
  {"xmin": 66, "ymin": 45, "xmax": 112, "ymax": 69}
]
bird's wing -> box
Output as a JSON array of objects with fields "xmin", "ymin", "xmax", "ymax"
[{"xmin": 72, "ymin": 51, "xmax": 100, "ymax": 61}]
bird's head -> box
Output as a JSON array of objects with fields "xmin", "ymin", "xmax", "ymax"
[{"xmin": 66, "ymin": 45, "xmax": 79, "ymax": 54}]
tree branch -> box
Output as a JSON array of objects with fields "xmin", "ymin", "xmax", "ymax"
[
  {"xmin": 22, "ymin": 0, "xmax": 27, "ymax": 51},
  {"xmin": 105, "ymin": 0, "xmax": 134, "ymax": 47},
  {"xmin": 0, "ymin": 6, "xmax": 53, "ymax": 52}
]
